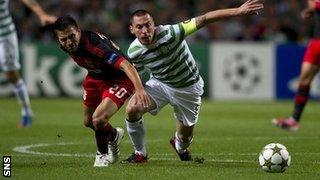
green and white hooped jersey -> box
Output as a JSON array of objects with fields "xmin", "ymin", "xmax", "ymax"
[
  {"xmin": 128, "ymin": 20, "xmax": 200, "ymax": 88},
  {"xmin": 0, "ymin": 0, "xmax": 16, "ymax": 39}
]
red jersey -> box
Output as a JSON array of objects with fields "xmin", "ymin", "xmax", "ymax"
[{"xmin": 69, "ymin": 30, "xmax": 127, "ymax": 80}]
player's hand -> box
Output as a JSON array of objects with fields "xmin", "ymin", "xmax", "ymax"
[
  {"xmin": 134, "ymin": 89, "xmax": 152, "ymax": 108},
  {"xmin": 39, "ymin": 14, "xmax": 57, "ymax": 26},
  {"xmin": 237, "ymin": 0, "xmax": 264, "ymax": 16},
  {"xmin": 301, "ymin": 9, "xmax": 313, "ymax": 20}
]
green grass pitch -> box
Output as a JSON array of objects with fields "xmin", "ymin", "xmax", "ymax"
[{"xmin": 0, "ymin": 98, "xmax": 319, "ymax": 179}]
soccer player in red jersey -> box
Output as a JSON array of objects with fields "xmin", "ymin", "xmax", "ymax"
[
  {"xmin": 273, "ymin": 0, "xmax": 320, "ymax": 131},
  {"xmin": 52, "ymin": 15, "xmax": 151, "ymax": 167}
]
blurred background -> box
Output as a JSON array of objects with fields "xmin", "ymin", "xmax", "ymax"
[
  {"xmin": 1, "ymin": 0, "xmax": 320, "ymax": 100},
  {"xmin": 10, "ymin": 0, "xmax": 312, "ymax": 43}
]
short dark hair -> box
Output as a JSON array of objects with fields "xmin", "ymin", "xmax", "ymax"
[
  {"xmin": 130, "ymin": 9, "xmax": 152, "ymax": 24},
  {"xmin": 52, "ymin": 15, "xmax": 78, "ymax": 33}
]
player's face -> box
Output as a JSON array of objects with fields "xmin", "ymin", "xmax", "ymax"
[
  {"xmin": 55, "ymin": 26, "xmax": 81, "ymax": 53},
  {"xmin": 130, "ymin": 14, "xmax": 155, "ymax": 45}
]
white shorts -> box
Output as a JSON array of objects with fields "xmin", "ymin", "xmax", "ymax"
[
  {"xmin": 145, "ymin": 77, "xmax": 204, "ymax": 127},
  {"xmin": 0, "ymin": 33, "xmax": 20, "ymax": 72}
]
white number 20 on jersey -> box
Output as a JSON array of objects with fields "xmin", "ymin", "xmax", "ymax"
[{"xmin": 109, "ymin": 84, "xmax": 127, "ymax": 98}]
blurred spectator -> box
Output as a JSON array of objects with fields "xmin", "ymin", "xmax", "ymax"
[{"xmin": 10, "ymin": 0, "xmax": 312, "ymax": 44}]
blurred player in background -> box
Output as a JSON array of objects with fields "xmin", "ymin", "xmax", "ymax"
[
  {"xmin": 52, "ymin": 15, "xmax": 150, "ymax": 167},
  {"xmin": 0, "ymin": 0, "xmax": 56, "ymax": 127},
  {"xmin": 122, "ymin": 0, "xmax": 263, "ymax": 163},
  {"xmin": 273, "ymin": 0, "xmax": 320, "ymax": 131}
]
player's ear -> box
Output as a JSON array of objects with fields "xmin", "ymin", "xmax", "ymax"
[{"xmin": 129, "ymin": 25, "xmax": 134, "ymax": 34}]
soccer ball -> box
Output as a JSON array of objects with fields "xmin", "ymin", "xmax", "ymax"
[{"xmin": 258, "ymin": 143, "xmax": 291, "ymax": 173}]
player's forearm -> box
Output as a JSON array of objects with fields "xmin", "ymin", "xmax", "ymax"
[
  {"xmin": 120, "ymin": 60, "xmax": 145, "ymax": 91},
  {"xmin": 195, "ymin": 8, "xmax": 239, "ymax": 29},
  {"xmin": 307, "ymin": 0, "xmax": 316, "ymax": 10},
  {"xmin": 21, "ymin": 0, "xmax": 46, "ymax": 17},
  {"xmin": 195, "ymin": 0, "xmax": 263, "ymax": 29},
  {"xmin": 301, "ymin": 0, "xmax": 317, "ymax": 18}
]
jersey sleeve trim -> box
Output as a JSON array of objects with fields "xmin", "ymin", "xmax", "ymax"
[{"xmin": 114, "ymin": 56, "xmax": 126, "ymax": 69}]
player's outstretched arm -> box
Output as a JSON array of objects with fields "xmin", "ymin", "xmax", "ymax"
[
  {"xmin": 21, "ymin": 0, "xmax": 57, "ymax": 26},
  {"xmin": 301, "ymin": 0, "xmax": 316, "ymax": 20},
  {"xmin": 195, "ymin": 0, "xmax": 263, "ymax": 29},
  {"xmin": 119, "ymin": 60, "xmax": 151, "ymax": 108}
]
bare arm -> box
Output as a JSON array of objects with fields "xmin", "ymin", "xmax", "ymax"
[
  {"xmin": 307, "ymin": 0, "xmax": 316, "ymax": 9},
  {"xmin": 21, "ymin": 0, "xmax": 56, "ymax": 25},
  {"xmin": 119, "ymin": 60, "xmax": 151, "ymax": 107},
  {"xmin": 301, "ymin": 0, "xmax": 316, "ymax": 20},
  {"xmin": 195, "ymin": 0, "xmax": 263, "ymax": 29}
]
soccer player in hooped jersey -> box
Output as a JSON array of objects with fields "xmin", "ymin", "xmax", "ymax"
[
  {"xmin": 123, "ymin": 0, "xmax": 263, "ymax": 163},
  {"xmin": 52, "ymin": 15, "xmax": 151, "ymax": 167},
  {"xmin": 273, "ymin": 0, "xmax": 320, "ymax": 131},
  {"xmin": 0, "ymin": 0, "xmax": 56, "ymax": 127}
]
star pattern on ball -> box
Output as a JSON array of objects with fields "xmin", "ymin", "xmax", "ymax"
[
  {"xmin": 271, "ymin": 145, "xmax": 282, "ymax": 155},
  {"xmin": 263, "ymin": 158, "xmax": 273, "ymax": 170},
  {"xmin": 279, "ymin": 156, "xmax": 289, "ymax": 172},
  {"xmin": 259, "ymin": 143, "xmax": 291, "ymax": 173}
]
